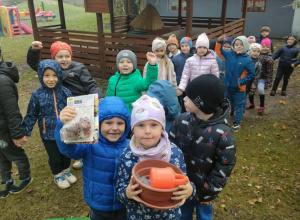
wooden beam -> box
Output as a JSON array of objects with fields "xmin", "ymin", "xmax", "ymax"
[
  {"xmin": 28, "ymin": 0, "xmax": 38, "ymax": 39},
  {"xmin": 178, "ymin": 0, "xmax": 182, "ymax": 26},
  {"xmin": 242, "ymin": 0, "xmax": 248, "ymax": 35},
  {"xmin": 126, "ymin": 0, "xmax": 130, "ymax": 32},
  {"xmin": 221, "ymin": 0, "xmax": 227, "ymax": 34},
  {"xmin": 186, "ymin": 0, "xmax": 194, "ymax": 37},
  {"xmin": 96, "ymin": 13, "xmax": 106, "ymax": 78},
  {"xmin": 58, "ymin": 0, "xmax": 66, "ymax": 29},
  {"xmin": 109, "ymin": 0, "xmax": 115, "ymax": 32}
]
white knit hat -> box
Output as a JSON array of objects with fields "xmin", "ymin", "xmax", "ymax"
[
  {"xmin": 152, "ymin": 38, "xmax": 167, "ymax": 52},
  {"xmin": 196, "ymin": 33, "xmax": 209, "ymax": 49}
]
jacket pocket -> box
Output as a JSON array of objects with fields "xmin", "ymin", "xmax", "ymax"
[{"xmin": 43, "ymin": 118, "xmax": 46, "ymax": 134}]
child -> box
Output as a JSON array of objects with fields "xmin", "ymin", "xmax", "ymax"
[
  {"xmin": 143, "ymin": 37, "xmax": 177, "ymax": 89},
  {"xmin": 106, "ymin": 50, "xmax": 158, "ymax": 113},
  {"xmin": 248, "ymin": 36, "xmax": 256, "ymax": 46},
  {"xmin": 0, "ymin": 47, "xmax": 32, "ymax": 198},
  {"xmin": 270, "ymin": 33, "xmax": 300, "ymax": 96},
  {"xmin": 172, "ymin": 37, "xmax": 194, "ymax": 113},
  {"xmin": 22, "ymin": 59, "xmax": 76, "ymax": 189},
  {"xmin": 55, "ymin": 96, "xmax": 131, "ymax": 220},
  {"xmin": 146, "ymin": 80, "xmax": 180, "ymax": 132},
  {"xmin": 116, "ymin": 95, "xmax": 195, "ymax": 220},
  {"xmin": 257, "ymin": 38, "xmax": 274, "ymax": 115},
  {"xmin": 246, "ymin": 43, "xmax": 262, "ymax": 110},
  {"xmin": 216, "ymin": 34, "xmax": 255, "ymax": 132},
  {"xmin": 169, "ymin": 74, "xmax": 236, "ymax": 220},
  {"xmin": 256, "ymin": 25, "xmax": 274, "ymax": 53},
  {"xmin": 216, "ymin": 36, "xmax": 234, "ymax": 83},
  {"xmin": 167, "ymin": 34, "xmax": 181, "ymax": 59},
  {"xmin": 176, "ymin": 33, "xmax": 219, "ymax": 97}
]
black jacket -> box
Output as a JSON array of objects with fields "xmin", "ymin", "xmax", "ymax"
[
  {"xmin": 0, "ymin": 61, "xmax": 24, "ymax": 139},
  {"xmin": 169, "ymin": 99, "xmax": 236, "ymax": 202},
  {"xmin": 27, "ymin": 47, "xmax": 104, "ymax": 97},
  {"xmin": 273, "ymin": 45, "xmax": 300, "ymax": 68}
]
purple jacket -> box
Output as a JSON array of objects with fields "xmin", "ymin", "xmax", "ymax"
[{"xmin": 178, "ymin": 50, "xmax": 219, "ymax": 91}]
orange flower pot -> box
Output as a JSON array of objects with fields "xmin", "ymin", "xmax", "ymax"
[{"xmin": 150, "ymin": 167, "xmax": 187, "ymax": 189}]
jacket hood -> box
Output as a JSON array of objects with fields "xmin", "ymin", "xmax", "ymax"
[
  {"xmin": 37, "ymin": 59, "xmax": 62, "ymax": 89},
  {"xmin": 232, "ymin": 36, "xmax": 249, "ymax": 54},
  {"xmin": 287, "ymin": 33, "xmax": 298, "ymax": 46},
  {"xmin": 98, "ymin": 96, "xmax": 131, "ymax": 144},
  {"xmin": 0, "ymin": 62, "xmax": 19, "ymax": 83},
  {"xmin": 146, "ymin": 80, "xmax": 180, "ymax": 132}
]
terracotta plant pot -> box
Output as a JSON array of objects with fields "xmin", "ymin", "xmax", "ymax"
[
  {"xmin": 150, "ymin": 167, "xmax": 187, "ymax": 189},
  {"xmin": 132, "ymin": 159, "xmax": 187, "ymax": 210}
]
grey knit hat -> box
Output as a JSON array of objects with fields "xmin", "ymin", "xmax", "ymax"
[{"xmin": 116, "ymin": 50, "xmax": 137, "ymax": 69}]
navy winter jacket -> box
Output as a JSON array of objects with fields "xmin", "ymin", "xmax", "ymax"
[
  {"xmin": 23, "ymin": 59, "xmax": 71, "ymax": 140},
  {"xmin": 55, "ymin": 96, "xmax": 131, "ymax": 212},
  {"xmin": 273, "ymin": 45, "xmax": 300, "ymax": 68},
  {"xmin": 172, "ymin": 50, "xmax": 194, "ymax": 85}
]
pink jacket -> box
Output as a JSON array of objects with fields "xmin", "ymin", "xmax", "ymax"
[{"xmin": 178, "ymin": 50, "xmax": 219, "ymax": 91}]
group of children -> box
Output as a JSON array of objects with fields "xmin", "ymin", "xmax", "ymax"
[{"xmin": 0, "ymin": 23, "xmax": 299, "ymax": 220}]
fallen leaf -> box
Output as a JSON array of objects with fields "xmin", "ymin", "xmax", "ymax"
[
  {"xmin": 282, "ymin": 125, "xmax": 287, "ymax": 130},
  {"xmin": 26, "ymin": 188, "xmax": 32, "ymax": 193},
  {"xmin": 279, "ymin": 100, "xmax": 286, "ymax": 105},
  {"xmin": 244, "ymin": 137, "xmax": 250, "ymax": 140},
  {"xmin": 275, "ymin": 155, "xmax": 280, "ymax": 160},
  {"xmin": 273, "ymin": 122, "xmax": 278, "ymax": 127},
  {"xmin": 269, "ymin": 205, "xmax": 275, "ymax": 209},
  {"xmin": 276, "ymin": 187, "xmax": 283, "ymax": 191},
  {"xmin": 258, "ymin": 133, "xmax": 261, "ymax": 137},
  {"xmin": 81, "ymin": 211, "xmax": 89, "ymax": 217},
  {"xmin": 221, "ymin": 199, "xmax": 226, "ymax": 203},
  {"xmin": 257, "ymin": 197, "xmax": 263, "ymax": 203},
  {"xmin": 248, "ymin": 199, "xmax": 256, "ymax": 205},
  {"xmin": 255, "ymin": 185, "xmax": 262, "ymax": 189},
  {"xmin": 248, "ymin": 183, "xmax": 252, "ymax": 187},
  {"xmin": 221, "ymin": 204, "xmax": 226, "ymax": 208}
]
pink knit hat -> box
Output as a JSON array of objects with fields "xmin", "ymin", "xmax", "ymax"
[
  {"xmin": 196, "ymin": 33, "xmax": 209, "ymax": 49},
  {"xmin": 131, "ymin": 95, "xmax": 165, "ymax": 130},
  {"xmin": 261, "ymin": 38, "xmax": 271, "ymax": 49},
  {"xmin": 247, "ymin": 36, "xmax": 256, "ymax": 43}
]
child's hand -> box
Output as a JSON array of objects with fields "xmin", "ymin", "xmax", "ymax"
[
  {"xmin": 60, "ymin": 106, "xmax": 77, "ymax": 124},
  {"xmin": 146, "ymin": 52, "xmax": 157, "ymax": 66},
  {"xmin": 171, "ymin": 179, "xmax": 193, "ymax": 206},
  {"xmin": 218, "ymin": 34, "xmax": 227, "ymax": 42},
  {"xmin": 176, "ymin": 89, "xmax": 183, "ymax": 96},
  {"xmin": 31, "ymin": 41, "xmax": 43, "ymax": 50},
  {"xmin": 291, "ymin": 64, "xmax": 295, "ymax": 68},
  {"xmin": 126, "ymin": 176, "xmax": 142, "ymax": 202},
  {"xmin": 13, "ymin": 136, "xmax": 27, "ymax": 148}
]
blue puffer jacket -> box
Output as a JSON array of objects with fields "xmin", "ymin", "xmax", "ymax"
[
  {"xmin": 23, "ymin": 59, "xmax": 71, "ymax": 140},
  {"xmin": 55, "ymin": 96, "xmax": 131, "ymax": 212}
]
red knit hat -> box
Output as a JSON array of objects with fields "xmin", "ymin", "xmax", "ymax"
[{"xmin": 50, "ymin": 41, "xmax": 72, "ymax": 59}]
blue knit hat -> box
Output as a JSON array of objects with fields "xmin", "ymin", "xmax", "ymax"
[{"xmin": 180, "ymin": 37, "xmax": 192, "ymax": 48}]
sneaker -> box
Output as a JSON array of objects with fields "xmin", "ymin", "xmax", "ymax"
[
  {"xmin": 231, "ymin": 122, "xmax": 241, "ymax": 132},
  {"xmin": 54, "ymin": 173, "xmax": 70, "ymax": 189},
  {"xmin": 63, "ymin": 168, "xmax": 77, "ymax": 184},
  {"xmin": 9, "ymin": 177, "xmax": 32, "ymax": 194},
  {"xmin": 0, "ymin": 179, "xmax": 14, "ymax": 198},
  {"xmin": 270, "ymin": 91, "xmax": 276, "ymax": 96},
  {"xmin": 257, "ymin": 107, "xmax": 265, "ymax": 116},
  {"xmin": 246, "ymin": 103, "xmax": 255, "ymax": 109},
  {"xmin": 281, "ymin": 91, "xmax": 286, "ymax": 96},
  {"xmin": 73, "ymin": 159, "xmax": 83, "ymax": 170},
  {"xmin": 230, "ymin": 108, "xmax": 235, "ymax": 116}
]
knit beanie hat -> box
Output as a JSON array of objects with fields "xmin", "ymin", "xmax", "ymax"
[
  {"xmin": 167, "ymin": 34, "xmax": 179, "ymax": 47},
  {"xmin": 249, "ymin": 43, "xmax": 262, "ymax": 52},
  {"xmin": 50, "ymin": 41, "xmax": 72, "ymax": 59},
  {"xmin": 131, "ymin": 95, "xmax": 166, "ymax": 130},
  {"xmin": 223, "ymin": 36, "xmax": 234, "ymax": 45},
  {"xmin": 185, "ymin": 74, "xmax": 225, "ymax": 114},
  {"xmin": 247, "ymin": 36, "xmax": 256, "ymax": 43},
  {"xmin": 152, "ymin": 38, "xmax": 167, "ymax": 52},
  {"xmin": 116, "ymin": 50, "xmax": 137, "ymax": 69},
  {"xmin": 261, "ymin": 37, "xmax": 271, "ymax": 49},
  {"xmin": 196, "ymin": 33, "xmax": 209, "ymax": 49},
  {"xmin": 180, "ymin": 37, "xmax": 192, "ymax": 48},
  {"xmin": 232, "ymin": 36, "xmax": 249, "ymax": 54}
]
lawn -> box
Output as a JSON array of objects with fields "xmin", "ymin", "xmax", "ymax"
[{"xmin": 1, "ymin": 2, "xmax": 300, "ymax": 220}]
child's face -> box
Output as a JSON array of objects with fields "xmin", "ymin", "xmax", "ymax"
[
  {"xmin": 118, "ymin": 58, "xmax": 133, "ymax": 75},
  {"xmin": 287, "ymin": 36, "xmax": 296, "ymax": 46},
  {"xmin": 55, "ymin": 50, "xmax": 72, "ymax": 69},
  {"xmin": 101, "ymin": 117, "xmax": 126, "ymax": 142},
  {"xmin": 180, "ymin": 43, "xmax": 191, "ymax": 55},
  {"xmin": 133, "ymin": 120, "xmax": 163, "ymax": 150},
  {"xmin": 222, "ymin": 43, "xmax": 231, "ymax": 51},
  {"xmin": 168, "ymin": 43, "xmax": 177, "ymax": 53},
  {"xmin": 261, "ymin": 45, "xmax": 270, "ymax": 54},
  {"xmin": 43, "ymin": 68, "xmax": 58, "ymax": 88},
  {"xmin": 234, "ymin": 39, "xmax": 244, "ymax": 54},
  {"xmin": 183, "ymin": 96, "xmax": 200, "ymax": 114},
  {"xmin": 154, "ymin": 46, "xmax": 166, "ymax": 59},
  {"xmin": 196, "ymin": 46, "xmax": 208, "ymax": 57},
  {"xmin": 248, "ymin": 40, "xmax": 255, "ymax": 45},
  {"xmin": 250, "ymin": 48, "xmax": 261, "ymax": 59},
  {"xmin": 261, "ymin": 30, "xmax": 269, "ymax": 38}
]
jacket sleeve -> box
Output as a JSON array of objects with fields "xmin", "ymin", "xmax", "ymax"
[
  {"xmin": 294, "ymin": 58, "xmax": 300, "ymax": 67},
  {"xmin": 0, "ymin": 77, "xmax": 24, "ymax": 139},
  {"xmin": 215, "ymin": 41, "xmax": 228, "ymax": 60},
  {"xmin": 252, "ymin": 62, "xmax": 262, "ymax": 88},
  {"xmin": 54, "ymin": 117, "xmax": 87, "ymax": 159},
  {"xmin": 168, "ymin": 60, "xmax": 178, "ymax": 89},
  {"xmin": 22, "ymin": 92, "xmax": 39, "ymax": 137},
  {"xmin": 135, "ymin": 63, "xmax": 158, "ymax": 92},
  {"xmin": 210, "ymin": 59, "xmax": 220, "ymax": 78},
  {"xmin": 178, "ymin": 59, "xmax": 192, "ymax": 91},
  {"xmin": 79, "ymin": 65, "xmax": 104, "ymax": 98},
  {"xmin": 202, "ymin": 127, "xmax": 236, "ymax": 199},
  {"xmin": 26, "ymin": 46, "xmax": 40, "ymax": 72},
  {"xmin": 272, "ymin": 47, "xmax": 282, "ymax": 60},
  {"xmin": 239, "ymin": 59, "xmax": 255, "ymax": 86}
]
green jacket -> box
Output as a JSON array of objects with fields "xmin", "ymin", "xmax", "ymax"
[{"xmin": 106, "ymin": 64, "xmax": 158, "ymax": 112}]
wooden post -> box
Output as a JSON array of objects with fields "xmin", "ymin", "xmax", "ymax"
[
  {"xmin": 126, "ymin": 0, "xmax": 130, "ymax": 32},
  {"xmin": 185, "ymin": 0, "xmax": 194, "ymax": 37},
  {"xmin": 97, "ymin": 13, "xmax": 106, "ymax": 78},
  {"xmin": 178, "ymin": 0, "xmax": 182, "ymax": 26},
  {"xmin": 109, "ymin": 0, "xmax": 114, "ymax": 33},
  {"xmin": 28, "ymin": 0, "xmax": 37, "ymax": 39},
  {"xmin": 221, "ymin": 0, "xmax": 227, "ymax": 34},
  {"xmin": 58, "ymin": 0, "xmax": 66, "ymax": 29},
  {"xmin": 242, "ymin": 0, "xmax": 248, "ymax": 35}
]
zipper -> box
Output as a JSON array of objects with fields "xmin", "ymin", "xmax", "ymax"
[
  {"xmin": 114, "ymin": 74, "xmax": 122, "ymax": 96},
  {"xmin": 53, "ymin": 90, "xmax": 58, "ymax": 118}
]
